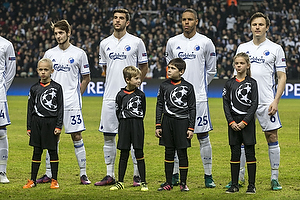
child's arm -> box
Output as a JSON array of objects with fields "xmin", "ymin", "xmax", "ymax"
[
  {"xmin": 26, "ymin": 88, "xmax": 34, "ymax": 136},
  {"xmin": 222, "ymin": 81, "xmax": 237, "ymax": 129},
  {"xmin": 115, "ymin": 91, "xmax": 122, "ymax": 120},
  {"xmin": 55, "ymin": 85, "xmax": 64, "ymax": 133},
  {"xmin": 187, "ymin": 84, "xmax": 196, "ymax": 131},
  {"xmin": 155, "ymin": 86, "xmax": 163, "ymax": 138}
]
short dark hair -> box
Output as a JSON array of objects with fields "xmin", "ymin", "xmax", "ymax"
[
  {"xmin": 113, "ymin": 8, "xmax": 130, "ymax": 21},
  {"xmin": 51, "ymin": 19, "xmax": 71, "ymax": 34},
  {"xmin": 249, "ymin": 12, "xmax": 270, "ymax": 27},
  {"xmin": 183, "ymin": 8, "xmax": 198, "ymax": 19},
  {"xmin": 168, "ymin": 58, "xmax": 186, "ymax": 72}
]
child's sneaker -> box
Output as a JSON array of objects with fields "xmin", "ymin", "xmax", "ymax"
[
  {"xmin": 246, "ymin": 184, "xmax": 256, "ymax": 194},
  {"xmin": 23, "ymin": 179, "xmax": 36, "ymax": 189},
  {"xmin": 158, "ymin": 182, "xmax": 173, "ymax": 191},
  {"xmin": 133, "ymin": 175, "xmax": 141, "ymax": 187},
  {"xmin": 110, "ymin": 182, "xmax": 124, "ymax": 190},
  {"xmin": 50, "ymin": 179, "xmax": 59, "ymax": 189},
  {"xmin": 271, "ymin": 179, "xmax": 282, "ymax": 190},
  {"xmin": 204, "ymin": 174, "xmax": 216, "ymax": 188},
  {"xmin": 179, "ymin": 182, "xmax": 189, "ymax": 192},
  {"xmin": 225, "ymin": 185, "xmax": 239, "ymax": 193},
  {"xmin": 141, "ymin": 182, "xmax": 148, "ymax": 191}
]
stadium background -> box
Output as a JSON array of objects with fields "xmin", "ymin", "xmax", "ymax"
[{"xmin": 1, "ymin": 0, "xmax": 300, "ymax": 98}]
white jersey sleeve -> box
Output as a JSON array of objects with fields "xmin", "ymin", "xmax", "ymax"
[{"xmin": 0, "ymin": 36, "xmax": 16, "ymax": 102}]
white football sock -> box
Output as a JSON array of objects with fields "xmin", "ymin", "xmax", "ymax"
[
  {"xmin": 45, "ymin": 150, "xmax": 52, "ymax": 178},
  {"xmin": 0, "ymin": 129, "xmax": 8, "ymax": 173},
  {"xmin": 103, "ymin": 135, "xmax": 116, "ymax": 177},
  {"xmin": 45, "ymin": 142, "xmax": 59, "ymax": 178},
  {"xmin": 173, "ymin": 151, "xmax": 179, "ymax": 174},
  {"xmin": 269, "ymin": 142, "xmax": 280, "ymax": 180},
  {"xmin": 239, "ymin": 145, "xmax": 246, "ymax": 181},
  {"xmin": 131, "ymin": 144, "xmax": 140, "ymax": 177},
  {"xmin": 199, "ymin": 135, "xmax": 212, "ymax": 175},
  {"xmin": 74, "ymin": 139, "xmax": 87, "ymax": 177}
]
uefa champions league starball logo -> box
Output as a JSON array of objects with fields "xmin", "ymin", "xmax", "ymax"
[
  {"xmin": 127, "ymin": 96, "xmax": 143, "ymax": 117},
  {"xmin": 170, "ymin": 86, "xmax": 188, "ymax": 108},
  {"xmin": 40, "ymin": 88, "xmax": 58, "ymax": 111},
  {"xmin": 235, "ymin": 83, "xmax": 252, "ymax": 106}
]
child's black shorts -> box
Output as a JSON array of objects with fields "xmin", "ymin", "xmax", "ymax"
[
  {"xmin": 29, "ymin": 115, "xmax": 59, "ymax": 150},
  {"xmin": 228, "ymin": 115, "xmax": 256, "ymax": 146},
  {"xmin": 159, "ymin": 115, "xmax": 191, "ymax": 149},
  {"xmin": 117, "ymin": 118, "xmax": 144, "ymax": 150}
]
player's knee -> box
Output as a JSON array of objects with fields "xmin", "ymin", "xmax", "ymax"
[
  {"xmin": 0, "ymin": 128, "xmax": 7, "ymax": 139},
  {"xmin": 104, "ymin": 135, "xmax": 116, "ymax": 145},
  {"xmin": 71, "ymin": 132, "xmax": 82, "ymax": 141},
  {"xmin": 198, "ymin": 134, "xmax": 211, "ymax": 148}
]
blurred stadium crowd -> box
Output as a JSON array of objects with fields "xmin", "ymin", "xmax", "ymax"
[{"xmin": 1, "ymin": 0, "xmax": 300, "ymax": 80}]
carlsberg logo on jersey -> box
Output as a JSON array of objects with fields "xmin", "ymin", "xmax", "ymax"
[
  {"xmin": 249, "ymin": 56, "xmax": 265, "ymax": 64},
  {"xmin": 109, "ymin": 52, "xmax": 127, "ymax": 60},
  {"xmin": 53, "ymin": 64, "xmax": 71, "ymax": 72},
  {"xmin": 178, "ymin": 52, "xmax": 196, "ymax": 60}
]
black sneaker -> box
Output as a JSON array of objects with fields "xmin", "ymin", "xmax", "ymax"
[
  {"xmin": 179, "ymin": 182, "xmax": 189, "ymax": 192},
  {"xmin": 158, "ymin": 182, "xmax": 173, "ymax": 191},
  {"xmin": 225, "ymin": 185, "xmax": 239, "ymax": 193},
  {"xmin": 246, "ymin": 184, "xmax": 256, "ymax": 194}
]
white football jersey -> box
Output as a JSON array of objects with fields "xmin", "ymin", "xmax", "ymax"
[
  {"xmin": 44, "ymin": 44, "xmax": 90, "ymax": 110},
  {"xmin": 99, "ymin": 32, "xmax": 148, "ymax": 100},
  {"xmin": 0, "ymin": 36, "xmax": 16, "ymax": 102},
  {"xmin": 165, "ymin": 33, "xmax": 216, "ymax": 102},
  {"xmin": 236, "ymin": 39, "xmax": 286, "ymax": 104}
]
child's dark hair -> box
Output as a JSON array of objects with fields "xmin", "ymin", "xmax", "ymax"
[
  {"xmin": 168, "ymin": 58, "xmax": 186, "ymax": 72},
  {"xmin": 123, "ymin": 66, "xmax": 141, "ymax": 81},
  {"xmin": 233, "ymin": 52, "xmax": 251, "ymax": 77}
]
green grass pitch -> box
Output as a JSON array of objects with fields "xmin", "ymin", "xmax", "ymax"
[{"xmin": 1, "ymin": 96, "xmax": 299, "ymax": 199}]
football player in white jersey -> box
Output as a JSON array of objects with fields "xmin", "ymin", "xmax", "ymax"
[
  {"xmin": 235, "ymin": 12, "xmax": 286, "ymax": 190},
  {"xmin": 165, "ymin": 8, "xmax": 217, "ymax": 188},
  {"xmin": 0, "ymin": 36, "xmax": 16, "ymax": 183},
  {"xmin": 95, "ymin": 9, "xmax": 148, "ymax": 186},
  {"xmin": 38, "ymin": 20, "xmax": 91, "ymax": 185}
]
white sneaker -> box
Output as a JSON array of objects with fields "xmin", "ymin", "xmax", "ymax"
[{"xmin": 0, "ymin": 172, "xmax": 9, "ymax": 183}]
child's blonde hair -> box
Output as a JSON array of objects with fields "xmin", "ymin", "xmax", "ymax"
[
  {"xmin": 38, "ymin": 58, "xmax": 53, "ymax": 69},
  {"xmin": 233, "ymin": 52, "xmax": 251, "ymax": 77},
  {"xmin": 123, "ymin": 66, "xmax": 141, "ymax": 82}
]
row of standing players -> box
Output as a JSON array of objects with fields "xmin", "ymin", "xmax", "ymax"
[{"xmin": 0, "ymin": 8, "xmax": 286, "ymax": 193}]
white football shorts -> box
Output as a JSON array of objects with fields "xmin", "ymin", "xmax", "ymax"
[
  {"xmin": 99, "ymin": 100, "xmax": 118, "ymax": 134},
  {"xmin": 256, "ymin": 104, "xmax": 282, "ymax": 132},
  {"xmin": 0, "ymin": 102, "xmax": 11, "ymax": 127},
  {"xmin": 194, "ymin": 101, "xmax": 213, "ymax": 134},
  {"xmin": 63, "ymin": 109, "xmax": 86, "ymax": 134}
]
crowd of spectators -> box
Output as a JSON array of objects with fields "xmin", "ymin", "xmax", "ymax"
[{"xmin": 1, "ymin": 0, "xmax": 300, "ymax": 80}]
